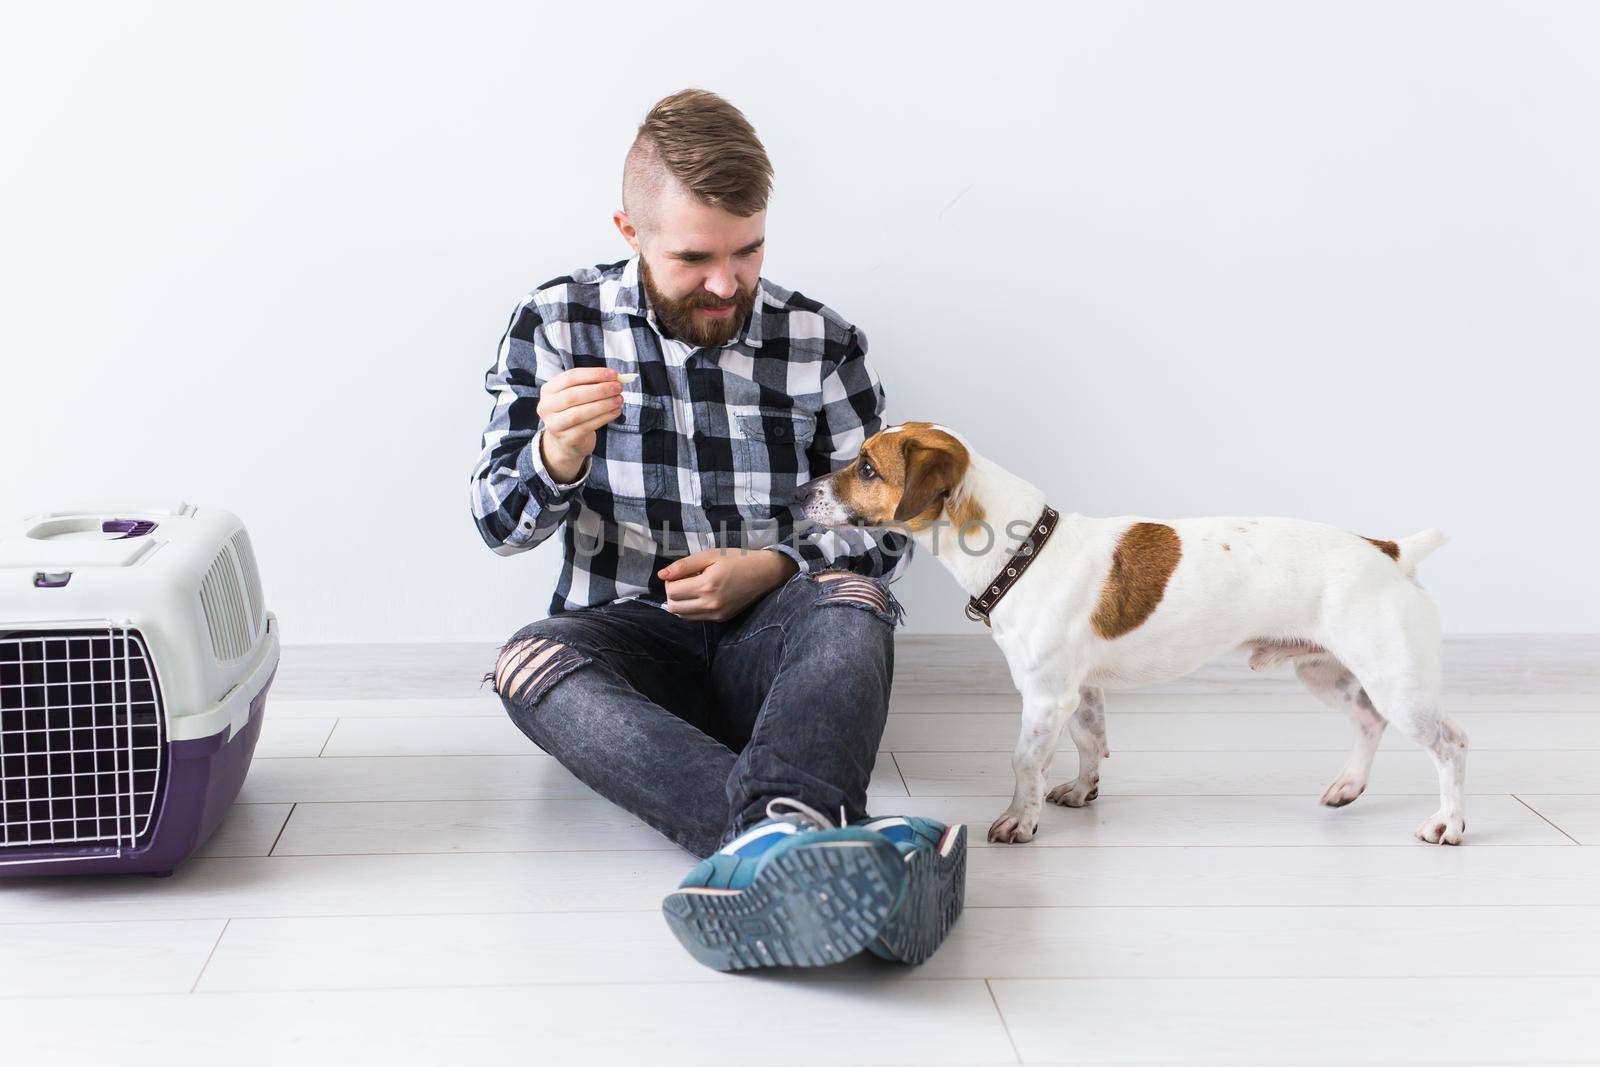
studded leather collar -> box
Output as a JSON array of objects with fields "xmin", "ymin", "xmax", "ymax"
[{"xmin": 964, "ymin": 504, "xmax": 1060, "ymax": 627}]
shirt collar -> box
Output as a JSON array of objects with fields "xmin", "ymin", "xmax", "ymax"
[{"xmin": 612, "ymin": 254, "xmax": 765, "ymax": 349}]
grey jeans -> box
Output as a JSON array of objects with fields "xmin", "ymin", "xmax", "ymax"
[{"xmin": 489, "ymin": 568, "xmax": 905, "ymax": 859}]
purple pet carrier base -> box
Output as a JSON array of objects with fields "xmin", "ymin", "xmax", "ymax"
[{"xmin": 0, "ymin": 669, "xmax": 274, "ymax": 878}]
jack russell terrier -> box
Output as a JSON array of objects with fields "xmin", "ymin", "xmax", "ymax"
[{"xmin": 799, "ymin": 422, "xmax": 1466, "ymax": 846}]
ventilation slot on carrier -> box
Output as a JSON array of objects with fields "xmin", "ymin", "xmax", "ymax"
[
  {"xmin": 0, "ymin": 629, "xmax": 165, "ymax": 853},
  {"xmin": 199, "ymin": 544, "xmax": 254, "ymax": 662},
  {"xmin": 229, "ymin": 529, "xmax": 265, "ymax": 635}
]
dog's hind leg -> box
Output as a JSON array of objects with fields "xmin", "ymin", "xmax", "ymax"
[
  {"xmin": 1046, "ymin": 686, "xmax": 1107, "ymax": 807},
  {"xmin": 1334, "ymin": 606, "xmax": 1466, "ymax": 844},
  {"xmin": 1294, "ymin": 656, "xmax": 1387, "ymax": 808},
  {"xmin": 1368, "ymin": 682, "xmax": 1468, "ymax": 845}
]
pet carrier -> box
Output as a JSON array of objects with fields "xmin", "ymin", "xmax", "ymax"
[{"xmin": 0, "ymin": 503, "xmax": 278, "ymax": 877}]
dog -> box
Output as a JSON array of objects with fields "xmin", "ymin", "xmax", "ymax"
[{"xmin": 798, "ymin": 422, "xmax": 1467, "ymax": 846}]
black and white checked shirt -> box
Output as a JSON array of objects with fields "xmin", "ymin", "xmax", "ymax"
[{"xmin": 469, "ymin": 255, "xmax": 912, "ymax": 616}]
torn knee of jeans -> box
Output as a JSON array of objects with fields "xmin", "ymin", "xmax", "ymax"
[
  {"xmin": 486, "ymin": 635, "xmax": 592, "ymax": 706},
  {"xmin": 808, "ymin": 571, "xmax": 906, "ymax": 626}
]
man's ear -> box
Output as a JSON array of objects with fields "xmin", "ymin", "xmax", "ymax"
[
  {"xmin": 612, "ymin": 210, "xmax": 641, "ymax": 254},
  {"xmin": 893, "ymin": 444, "xmax": 960, "ymax": 522}
]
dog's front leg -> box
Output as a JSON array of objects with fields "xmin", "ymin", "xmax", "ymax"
[{"xmin": 989, "ymin": 690, "xmax": 1079, "ymax": 844}]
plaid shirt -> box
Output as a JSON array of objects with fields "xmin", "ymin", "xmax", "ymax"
[{"xmin": 469, "ymin": 255, "xmax": 912, "ymax": 616}]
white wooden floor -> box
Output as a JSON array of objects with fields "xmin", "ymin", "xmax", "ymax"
[{"xmin": 6, "ymin": 644, "xmax": 1600, "ymax": 1065}]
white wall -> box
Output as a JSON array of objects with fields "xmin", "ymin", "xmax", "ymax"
[{"xmin": 3, "ymin": 1, "xmax": 1596, "ymax": 641}]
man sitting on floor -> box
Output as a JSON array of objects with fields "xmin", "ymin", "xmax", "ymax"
[{"xmin": 468, "ymin": 88, "xmax": 965, "ymax": 970}]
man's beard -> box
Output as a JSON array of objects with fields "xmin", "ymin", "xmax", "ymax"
[{"xmin": 640, "ymin": 258, "xmax": 758, "ymax": 348}]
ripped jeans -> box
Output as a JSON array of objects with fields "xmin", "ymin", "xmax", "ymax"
[{"xmin": 488, "ymin": 568, "xmax": 905, "ymax": 859}]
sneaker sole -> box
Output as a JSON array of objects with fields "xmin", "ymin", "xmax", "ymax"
[
  {"xmin": 872, "ymin": 823, "xmax": 967, "ymax": 965},
  {"xmin": 662, "ymin": 839, "xmax": 906, "ymax": 972}
]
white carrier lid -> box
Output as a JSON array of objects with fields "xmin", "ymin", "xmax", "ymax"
[{"xmin": 0, "ymin": 503, "xmax": 195, "ymax": 570}]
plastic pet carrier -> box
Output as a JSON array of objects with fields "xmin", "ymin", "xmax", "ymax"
[{"xmin": 0, "ymin": 503, "xmax": 278, "ymax": 877}]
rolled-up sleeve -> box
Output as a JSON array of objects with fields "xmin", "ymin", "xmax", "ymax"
[{"xmin": 469, "ymin": 297, "xmax": 591, "ymax": 556}]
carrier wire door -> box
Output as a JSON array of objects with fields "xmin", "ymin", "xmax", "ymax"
[{"xmin": 0, "ymin": 626, "xmax": 166, "ymax": 865}]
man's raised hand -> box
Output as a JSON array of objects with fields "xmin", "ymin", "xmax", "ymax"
[{"xmin": 538, "ymin": 367, "xmax": 624, "ymax": 483}]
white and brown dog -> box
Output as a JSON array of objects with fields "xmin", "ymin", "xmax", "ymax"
[{"xmin": 800, "ymin": 422, "xmax": 1467, "ymax": 846}]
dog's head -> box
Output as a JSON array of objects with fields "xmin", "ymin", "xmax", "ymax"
[{"xmin": 798, "ymin": 422, "xmax": 976, "ymax": 532}]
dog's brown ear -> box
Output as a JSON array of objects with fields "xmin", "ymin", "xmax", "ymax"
[{"xmin": 894, "ymin": 444, "xmax": 961, "ymax": 522}]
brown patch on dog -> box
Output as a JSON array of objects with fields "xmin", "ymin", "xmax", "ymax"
[
  {"xmin": 830, "ymin": 423, "xmax": 973, "ymax": 532},
  {"xmin": 1091, "ymin": 523, "xmax": 1182, "ymax": 640},
  {"xmin": 1221, "ymin": 543, "xmax": 1231, "ymax": 551},
  {"xmin": 1363, "ymin": 536, "xmax": 1401, "ymax": 561}
]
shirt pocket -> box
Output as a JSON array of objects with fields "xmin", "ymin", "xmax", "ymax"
[
  {"xmin": 589, "ymin": 395, "xmax": 671, "ymax": 504},
  {"xmin": 732, "ymin": 406, "xmax": 818, "ymax": 515}
]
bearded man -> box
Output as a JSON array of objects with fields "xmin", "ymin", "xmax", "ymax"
[{"xmin": 469, "ymin": 89, "xmax": 965, "ymax": 971}]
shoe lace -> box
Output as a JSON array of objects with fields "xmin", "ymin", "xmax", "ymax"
[{"xmin": 764, "ymin": 796, "xmax": 850, "ymax": 832}]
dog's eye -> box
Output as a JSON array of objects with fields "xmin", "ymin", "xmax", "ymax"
[{"xmin": 858, "ymin": 461, "xmax": 876, "ymax": 480}]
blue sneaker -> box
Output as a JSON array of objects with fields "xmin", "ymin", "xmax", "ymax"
[
  {"xmin": 855, "ymin": 816, "xmax": 967, "ymax": 964},
  {"xmin": 662, "ymin": 798, "xmax": 908, "ymax": 971}
]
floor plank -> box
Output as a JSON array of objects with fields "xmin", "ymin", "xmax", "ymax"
[
  {"xmin": 963, "ymin": 845, "xmax": 1600, "ymax": 909},
  {"xmin": 10, "ymin": 845, "xmax": 1600, "ymax": 925},
  {"xmin": 990, "ymin": 976, "xmax": 1600, "ymax": 1064},
  {"xmin": 267, "ymin": 691, "xmax": 1600, "ymax": 716},
  {"xmin": 268, "ymin": 696, "xmax": 506, "ymax": 719},
  {"xmin": 273, "ymin": 798, "xmax": 678, "ymax": 856},
  {"xmin": 1515, "ymin": 795, "xmax": 1600, "ymax": 844},
  {"xmin": 862, "ymin": 905, "xmax": 1600, "ymax": 981},
  {"xmin": 318, "ymin": 715, "xmax": 531, "ymax": 757},
  {"xmin": 193, "ymin": 904, "xmax": 1600, "ymax": 995},
  {"xmin": 868, "ymin": 794, "xmax": 1571, "ymax": 848},
  {"xmin": 884, "ymin": 708, "xmax": 1600, "ymax": 750},
  {"xmin": 193, "ymin": 803, "xmax": 294, "ymax": 858},
  {"xmin": 199, "ymin": 911, "xmax": 724, "ymax": 990},
  {"xmin": 2, "ymin": 980, "xmax": 1017, "ymax": 1066},
  {"xmin": 0, "ymin": 919, "xmax": 225, "ymax": 996},
  {"xmin": 262, "ymin": 793, "xmax": 1566, "ymax": 855},
  {"xmin": 252, "ymin": 717, "xmax": 337, "ymax": 758},
  {"xmin": 241, "ymin": 751, "xmax": 905, "ymax": 803},
  {"xmin": 895, "ymin": 748, "xmax": 1600, "ymax": 795},
  {"xmin": 238, "ymin": 754, "xmax": 599, "ymax": 803},
  {"xmin": 888, "ymin": 691, "xmax": 1600, "ymax": 715},
  {"xmin": 0, "ymin": 852, "xmax": 694, "ymax": 923}
]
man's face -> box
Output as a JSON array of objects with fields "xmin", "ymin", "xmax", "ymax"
[{"xmin": 616, "ymin": 182, "xmax": 765, "ymax": 347}]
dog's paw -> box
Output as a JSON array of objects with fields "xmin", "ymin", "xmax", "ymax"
[
  {"xmin": 1046, "ymin": 777, "xmax": 1099, "ymax": 807},
  {"xmin": 987, "ymin": 811, "xmax": 1037, "ymax": 844},
  {"xmin": 1319, "ymin": 777, "xmax": 1366, "ymax": 808},
  {"xmin": 1415, "ymin": 811, "xmax": 1466, "ymax": 846}
]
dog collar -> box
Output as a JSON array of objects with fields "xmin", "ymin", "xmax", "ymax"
[{"xmin": 964, "ymin": 504, "xmax": 1060, "ymax": 627}]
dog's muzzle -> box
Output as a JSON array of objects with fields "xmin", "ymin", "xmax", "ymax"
[{"xmin": 796, "ymin": 475, "xmax": 856, "ymax": 527}]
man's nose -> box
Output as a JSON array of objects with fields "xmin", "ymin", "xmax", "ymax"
[{"xmin": 704, "ymin": 269, "xmax": 738, "ymax": 300}]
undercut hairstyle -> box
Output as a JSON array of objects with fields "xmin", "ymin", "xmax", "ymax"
[{"xmin": 623, "ymin": 89, "xmax": 773, "ymax": 234}]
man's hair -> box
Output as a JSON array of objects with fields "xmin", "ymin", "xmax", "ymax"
[{"xmin": 623, "ymin": 89, "xmax": 773, "ymax": 232}]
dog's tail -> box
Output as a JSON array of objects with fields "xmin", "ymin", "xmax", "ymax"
[{"xmin": 1396, "ymin": 528, "xmax": 1449, "ymax": 574}]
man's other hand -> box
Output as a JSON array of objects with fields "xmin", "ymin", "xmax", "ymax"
[{"xmin": 659, "ymin": 549, "xmax": 799, "ymax": 621}]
